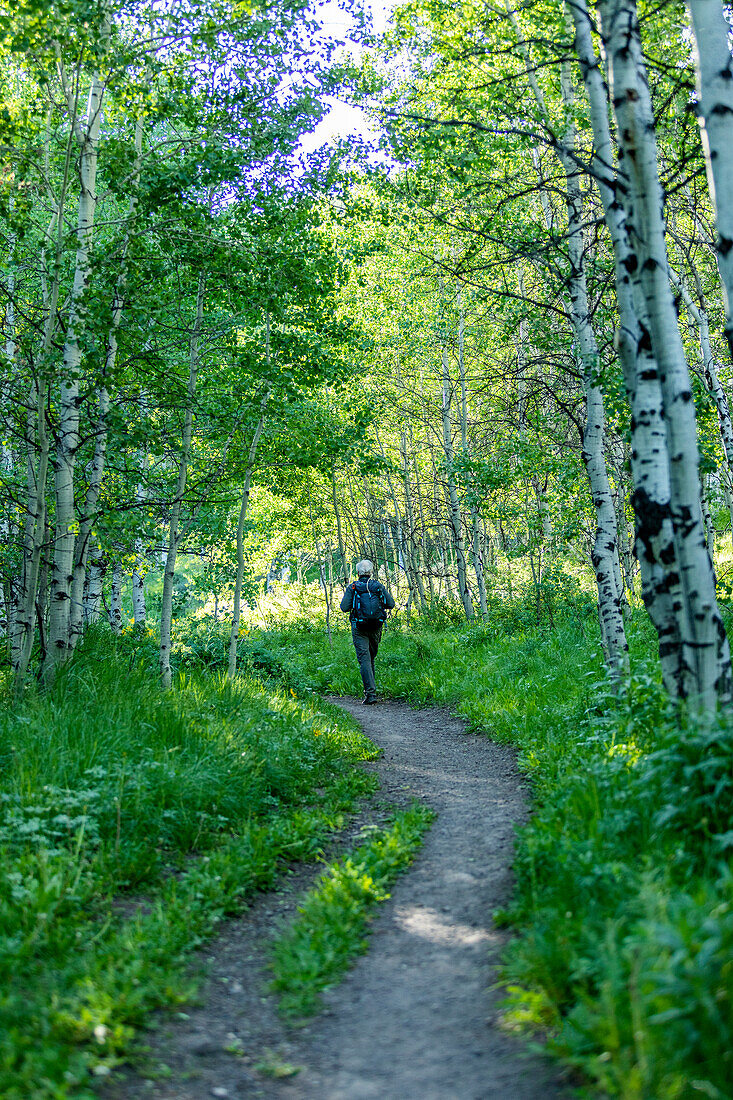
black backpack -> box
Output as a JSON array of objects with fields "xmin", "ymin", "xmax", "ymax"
[{"xmin": 351, "ymin": 579, "xmax": 387, "ymax": 634}]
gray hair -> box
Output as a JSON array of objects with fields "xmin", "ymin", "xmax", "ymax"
[{"xmin": 355, "ymin": 559, "xmax": 374, "ymax": 576}]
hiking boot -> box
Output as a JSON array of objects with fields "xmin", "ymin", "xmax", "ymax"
[{"xmin": 363, "ymin": 695, "xmax": 378, "ymax": 706}]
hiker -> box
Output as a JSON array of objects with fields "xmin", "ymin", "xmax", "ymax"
[{"xmin": 340, "ymin": 560, "xmax": 395, "ymax": 705}]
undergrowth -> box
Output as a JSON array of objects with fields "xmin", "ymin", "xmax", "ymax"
[
  {"xmin": 252, "ymin": 602, "xmax": 733, "ymax": 1099},
  {"xmin": 270, "ymin": 801, "xmax": 435, "ymax": 1019},
  {"xmin": 0, "ymin": 630, "xmax": 378, "ymax": 1098}
]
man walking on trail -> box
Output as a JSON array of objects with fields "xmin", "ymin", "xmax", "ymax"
[{"xmin": 340, "ymin": 560, "xmax": 395, "ymax": 705}]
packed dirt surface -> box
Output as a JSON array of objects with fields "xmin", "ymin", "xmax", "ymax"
[{"xmin": 104, "ymin": 699, "xmax": 572, "ymax": 1100}]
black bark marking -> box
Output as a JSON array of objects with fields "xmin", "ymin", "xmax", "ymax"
[{"xmin": 638, "ymin": 328, "xmax": 653, "ymax": 353}]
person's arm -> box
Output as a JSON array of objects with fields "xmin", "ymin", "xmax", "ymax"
[
  {"xmin": 340, "ymin": 584, "xmax": 355, "ymax": 613},
  {"xmin": 381, "ymin": 584, "xmax": 396, "ymax": 610}
]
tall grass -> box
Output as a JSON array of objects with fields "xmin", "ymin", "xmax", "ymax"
[
  {"xmin": 0, "ymin": 629, "xmax": 378, "ymax": 1097},
  {"xmin": 250, "ymin": 603, "xmax": 733, "ymax": 1098}
]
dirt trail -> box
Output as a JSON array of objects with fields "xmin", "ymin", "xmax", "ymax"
[{"xmin": 106, "ymin": 700, "xmax": 571, "ymax": 1100}]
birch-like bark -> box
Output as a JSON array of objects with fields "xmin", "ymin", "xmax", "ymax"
[
  {"xmin": 109, "ymin": 562, "xmax": 123, "ymax": 635},
  {"xmin": 307, "ymin": 483, "xmax": 332, "ymax": 647},
  {"xmin": 512, "ymin": 5, "xmax": 628, "ymax": 667},
  {"xmin": 46, "ymin": 38, "xmax": 108, "ymax": 676},
  {"xmin": 399, "ymin": 431, "xmax": 429, "ymax": 611},
  {"xmin": 671, "ymin": 265, "xmax": 733, "ymax": 470},
  {"xmin": 12, "ymin": 383, "xmax": 50, "ymax": 692},
  {"xmin": 441, "ymin": 345, "xmax": 474, "ymax": 620},
  {"xmin": 68, "ymin": 116, "xmax": 143, "ymax": 650},
  {"xmin": 410, "ymin": 429, "xmax": 435, "ymax": 605},
  {"xmin": 569, "ymin": 0, "xmax": 691, "ymax": 697},
  {"xmin": 701, "ymin": 474, "xmax": 716, "ymax": 556},
  {"xmin": 686, "ymin": 0, "xmax": 733, "ymax": 360},
  {"xmin": 723, "ymin": 475, "xmax": 733, "ymax": 550},
  {"xmin": 85, "ymin": 548, "xmax": 105, "ymax": 625},
  {"xmin": 12, "ymin": 209, "xmax": 65, "ymax": 688},
  {"xmin": 131, "ymin": 549, "xmax": 147, "ymax": 628},
  {"xmin": 227, "ymin": 383, "xmax": 270, "ymax": 679},
  {"xmin": 160, "ymin": 270, "xmax": 205, "ymax": 689},
  {"xmin": 375, "ymin": 427, "xmax": 421, "ymax": 607},
  {"xmin": 332, "ymin": 472, "xmax": 348, "ymax": 584},
  {"xmin": 615, "ymin": 467, "xmax": 635, "ymax": 600},
  {"xmin": 599, "ymin": 0, "xmax": 731, "ymax": 709},
  {"xmin": 456, "ymin": 291, "xmax": 489, "ymax": 618},
  {"xmin": 67, "ymin": 384, "xmax": 109, "ymax": 647},
  {"xmin": 558, "ymin": 53, "xmax": 628, "ymax": 668}
]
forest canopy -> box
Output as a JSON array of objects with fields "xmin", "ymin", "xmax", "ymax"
[{"xmin": 3, "ymin": 0, "xmax": 733, "ymax": 711}]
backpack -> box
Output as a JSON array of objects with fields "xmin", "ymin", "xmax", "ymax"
[{"xmin": 351, "ymin": 579, "xmax": 387, "ymax": 634}]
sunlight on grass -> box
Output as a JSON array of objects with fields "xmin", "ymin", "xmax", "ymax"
[
  {"xmin": 256, "ymin": 607, "xmax": 733, "ymax": 1097},
  {"xmin": 0, "ymin": 631, "xmax": 380, "ymax": 1097}
]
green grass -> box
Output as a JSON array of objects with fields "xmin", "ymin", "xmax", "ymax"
[
  {"xmin": 0, "ymin": 629, "xmax": 379, "ymax": 1098},
  {"xmin": 6, "ymin": 590, "xmax": 731, "ymax": 1098},
  {"xmin": 253, "ymin": 602, "xmax": 733, "ymax": 1099},
  {"xmin": 270, "ymin": 801, "xmax": 436, "ymax": 1019}
]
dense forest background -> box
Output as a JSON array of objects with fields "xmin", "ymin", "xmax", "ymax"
[{"xmin": 2, "ymin": 0, "xmax": 733, "ymax": 1096}]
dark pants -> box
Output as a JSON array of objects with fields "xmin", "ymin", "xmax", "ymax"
[{"xmin": 351, "ymin": 624, "xmax": 382, "ymax": 699}]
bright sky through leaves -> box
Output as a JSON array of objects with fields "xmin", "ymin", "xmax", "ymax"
[{"xmin": 299, "ymin": 0, "xmax": 388, "ymax": 153}]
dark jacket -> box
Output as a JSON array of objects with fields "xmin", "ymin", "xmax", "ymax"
[{"xmin": 340, "ymin": 575, "xmax": 396, "ymax": 619}]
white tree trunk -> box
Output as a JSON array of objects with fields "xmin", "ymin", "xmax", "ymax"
[
  {"xmin": 600, "ymin": 0, "xmax": 731, "ymax": 710},
  {"xmin": 512, "ymin": 10, "xmax": 629, "ymax": 669},
  {"xmin": 700, "ymin": 474, "xmax": 716, "ymax": 556},
  {"xmin": 441, "ymin": 345, "xmax": 474, "ymax": 620},
  {"xmin": 570, "ymin": 0, "xmax": 706, "ymax": 701},
  {"xmin": 723, "ymin": 474, "xmax": 733, "ymax": 550},
  {"xmin": 109, "ymin": 562, "xmax": 123, "ymax": 635},
  {"xmin": 12, "ymin": 381, "xmax": 50, "ymax": 693},
  {"xmin": 46, "ymin": 51, "xmax": 108, "ymax": 676},
  {"xmin": 456, "ymin": 290, "xmax": 489, "ymax": 620},
  {"xmin": 671, "ymin": 265, "xmax": 733, "ymax": 470},
  {"xmin": 687, "ymin": 0, "xmax": 733, "ymax": 360},
  {"xmin": 68, "ymin": 116, "xmax": 143, "ymax": 650},
  {"xmin": 12, "ymin": 208, "xmax": 65, "ymax": 690},
  {"xmin": 228, "ymin": 383, "xmax": 270, "ymax": 679},
  {"xmin": 399, "ymin": 431, "xmax": 429, "ymax": 612},
  {"xmin": 132, "ymin": 545, "xmax": 147, "ymax": 628},
  {"xmin": 559, "ymin": 59, "xmax": 628, "ymax": 671},
  {"xmin": 85, "ymin": 548, "xmax": 104, "ymax": 625},
  {"xmin": 67, "ymin": 384, "xmax": 109, "ymax": 648},
  {"xmin": 160, "ymin": 270, "xmax": 205, "ymax": 689}
]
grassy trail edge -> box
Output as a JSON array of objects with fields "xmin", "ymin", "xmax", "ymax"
[{"xmin": 269, "ymin": 799, "xmax": 436, "ymax": 1020}]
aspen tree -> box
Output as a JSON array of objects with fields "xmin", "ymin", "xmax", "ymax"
[
  {"xmin": 594, "ymin": 0, "xmax": 732, "ymax": 707},
  {"xmin": 46, "ymin": 16, "xmax": 110, "ymax": 677},
  {"xmin": 456, "ymin": 291, "xmax": 489, "ymax": 619},
  {"xmin": 109, "ymin": 562, "xmax": 122, "ymax": 635},
  {"xmin": 68, "ymin": 116, "xmax": 144, "ymax": 649},
  {"xmin": 160, "ymin": 270, "xmax": 206, "ymax": 689},
  {"xmin": 12, "ymin": 123, "xmax": 68, "ymax": 688},
  {"xmin": 686, "ymin": 0, "xmax": 733, "ymax": 361},
  {"xmin": 307, "ymin": 482, "xmax": 332, "ymax": 645},
  {"xmin": 399, "ymin": 429, "xmax": 429, "ymax": 611},
  {"xmin": 570, "ymin": 0, "xmax": 692, "ymax": 698},
  {"xmin": 85, "ymin": 548, "xmax": 104, "ymax": 625},
  {"xmin": 228, "ymin": 378, "xmax": 271, "ymax": 679},
  {"xmin": 440, "ymin": 340, "xmax": 474, "ymax": 620},
  {"xmin": 331, "ymin": 472, "xmax": 348, "ymax": 585},
  {"xmin": 508, "ymin": 0, "xmax": 628, "ymax": 666}
]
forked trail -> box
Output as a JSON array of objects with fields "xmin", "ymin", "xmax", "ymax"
[
  {"xmin": 263, "ymin": 699, "xmax": 569, "ymax": 1100},
  {"xmin": 107, "ymin": 700, "xmax": 571, "ymax": 1100}
]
